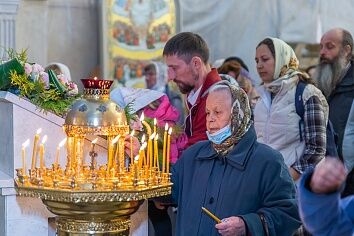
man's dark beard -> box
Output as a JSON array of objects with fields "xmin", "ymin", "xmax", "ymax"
[
  {"xmin": 314, "ymin": 50, "xmax": 347, "ymax": 98},
  {"xmin": 176, "ymin": 81, "xmax": 194, "ymax": 94},
  {"xmin": 175, "ymin": 70, "xmax": 199, "ymax": 94}
]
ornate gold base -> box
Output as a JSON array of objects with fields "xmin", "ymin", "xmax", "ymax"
[
  {"xmin": 44, "ymin": 200, "xmax": 140, "ymax": 235},
  {"xmin": 56, "ymin": 217, "xmax": 130, "ymax": 236},
  {"xmin": 16, "ymin": 181, "xmax": 172, "ymax": 235}
]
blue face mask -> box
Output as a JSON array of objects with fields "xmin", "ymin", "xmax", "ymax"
[{"xmin": 206, "ymin": 124, "xmax": 232, "ymax": 145}]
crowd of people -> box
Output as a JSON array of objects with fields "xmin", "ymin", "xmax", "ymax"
[{"xmin": 109, "ymin": 28, "xmax": 354, "ymax": 236}]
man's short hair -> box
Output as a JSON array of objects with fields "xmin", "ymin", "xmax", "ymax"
[
  {"xmin": 342, "ymin": 29, "xmax": 353, "ymax": 56},
  {"xmin": 163, "ymin": 32, "xmax": 209, "ymax": 64}
]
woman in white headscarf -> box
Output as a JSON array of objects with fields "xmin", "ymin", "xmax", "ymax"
[
  {"xmin": 254, "ymin": 37, "xmax": 329, "ymax": 181},
  {"xmin": 144, "ymin": 61, "xmax": 185, "ymax": 125},
  {"xmin": 45, "ymin": 62, "xmax": 72, "ymax": 82}
]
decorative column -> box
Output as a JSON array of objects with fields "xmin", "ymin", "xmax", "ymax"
[{"xmin": 0, "ymin": 0, "xmax": 20, "ymax": 60}]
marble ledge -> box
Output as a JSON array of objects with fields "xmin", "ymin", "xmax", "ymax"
[
  {"xmin": 0, "ymin": 91, "xmax": 107, "ymax": 147},
  {"xmin": 0, "ymin": 91, "xmax": 64, "ymax": 126},
  {"xmin": 0, "ymin": 170, "xmax": 13, "ymax": 188}
]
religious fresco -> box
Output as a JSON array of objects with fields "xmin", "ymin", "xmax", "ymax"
[{"xmin": 105, "ymin": 0, "xmax": 176, "ymax": 88}]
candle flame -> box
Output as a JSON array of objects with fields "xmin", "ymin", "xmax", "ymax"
[
  {"xmin": 93, "ymin": 76, "xmax": 97, "ymax": 80},
  {"xmin": 141, "ymin": 134, "xmax": 146, "ymax": 143},
  {"xmin": 150, "ymin": 133, "xmax": 155, "ymax": 140},
  {"xmin": 134, "ymin": 155, "xmax": 139, "ymax": 161},
  {"xmin": 111, "ymin": 135, "xmax": 120, "ymax": 144},
  {"xmin": 36, "ymin": 128, "xmax": 42, "ymax": 135},
  {"xmin": 59, "ymin": 138, "xmax": 67, "ymax": 147},
  {"xmin": 92, "ymin": 138, "xmax": 98, "ymax": 144},
  {"xmin": 155, "ymin": 133, "xmax": 159, "ymax": 140},
  {"xmin": 140, "ymin": 142, "xmax": 147, "ymax": 150},
  {"xmin": 142, "ymin": 142, "xmax": 147, "ymax": 149},
  {"xmin": 154, "ymin": 118, "xmax": 157, "ymax": 125},
  {"xmin": 168, "ymin": 127, "xmax": 172, "ymax": 135},
  {"xmin": 22, "ymin": 139, "xmax": 30, "ymax": 148},
  {"xmin": 165, "ymin": 123, "xmax": 169, "ymax": 131},
  {"xmin": 139, "ymin": 112, "xmax": 145, "ymax": 121},
  {"xmin": 41, "ymin": 135, "xmax": 48, "ymax": 144}
]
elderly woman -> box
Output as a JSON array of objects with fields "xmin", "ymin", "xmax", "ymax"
[
  {"xmin": 254, "ymin": 37, "xmax": 329, "ymax": 180},
  {"xmin": 171, "ymin": 80, "xmax": 301, "ymax": 235}
]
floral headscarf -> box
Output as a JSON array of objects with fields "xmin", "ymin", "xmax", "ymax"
[
  {"xmin": 265, "ymin": 37, "xmax": 307, "ymax": 94},
  {"xmin": 208, "ymin": 80, "xmax": 252, "ymax": 155}
]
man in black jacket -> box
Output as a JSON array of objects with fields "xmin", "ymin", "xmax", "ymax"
[{"xmin": 315, "ymin": 27, "xmax": 354, "ymax": 196}]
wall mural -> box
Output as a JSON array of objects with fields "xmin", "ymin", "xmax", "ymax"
[{"xmin": 103, "ymin": 0, "xmax": 176, "ymax": 88}]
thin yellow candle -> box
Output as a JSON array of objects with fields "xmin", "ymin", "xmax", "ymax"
[
  {"xmin": 91, "ymin": 138, "xmax": 98, "ymax": 152},
  {"xmin": 162, "ymin": 123, "xmax": 168, "ymax": 173},
  {"xmin": 134, "ymin": 155, "xmax": 139, "ymax": 181},
  {"xmin": 139, "ymin": 142, "xmax": 147, "ymax": 168},
  {"xmin": 109, "ymin": 135, "xmax": 120, "ymax": 170},
  {"xmin": 55, "ymin": 138, "xmax": 67, "ymax": 166},
  {"xmin": 130, "ymin": 130, "xmax": 135, "ymax": 166},
  {"xmin": 153, "ymin": 118, "xmax": 157, "ymax": 135},
  {"xmin": 143, "ymin": 142, "xmax": 147, "ymax": 168},
  {"xmin": 31, "ymin": 128, "xmax": 42, "ymax": 169},
  {"xmin": 154, "ymin": 133, "xmax": 159, "ymax": 169},
  {"xmin": 149, "ymin": 133, "xmax": 154, "ymax": 169},
  {"xmin": 113, "ymin": 135, "xmax": 121, "ymax": 169},
  {"xmin": 140, "ymin": 135, "xmax": 146, "ymax": 166},
  {"xmin": 39, "ymin": 135, "xmax": 47, "ymax": 169},
  {"xmin": 166, "ymin": 127, "xmax": 172, "ymax": 173},
  {"xmin": 22, "ymin": 139, "xmax": 30, "ymax": 175},
  {"xmin": 140, "ymin": 113, "xmax": 152, "ymax": 168}
]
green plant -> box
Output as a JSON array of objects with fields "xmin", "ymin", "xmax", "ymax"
[{"xmin": 0, "ymin": 49, "xmax": 80, "ymax": 116}]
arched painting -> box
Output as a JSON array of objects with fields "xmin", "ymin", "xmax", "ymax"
[{"xmin": 101, "ymin": 0, "xmax": 177, "ymax": 88}]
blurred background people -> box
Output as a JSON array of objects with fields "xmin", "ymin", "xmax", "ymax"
[
  {"xmin": 218, "ymin": 59, "xmax": 260, "ymax": 113},
  {"xmin": 144, "ymin": 61, "xmax": 185, "ymax": 125},
  {"xmin": 305, "ymin": 64, "xmax": 317, "ymax": 79}
]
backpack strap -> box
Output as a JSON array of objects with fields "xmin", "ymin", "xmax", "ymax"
[{"xmin": 295, "ymin": 80, "xmax": 307, "ymax": 142}]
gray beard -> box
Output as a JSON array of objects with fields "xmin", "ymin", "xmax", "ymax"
[{"xmin": 314, "ymin": 53, "xmax": 347, "ymax": 98}]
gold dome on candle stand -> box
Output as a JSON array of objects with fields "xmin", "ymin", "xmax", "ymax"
[
  {"xmin": 64, "ymin": 79, "xmax": 129, "ymax": 137},
  {"xmin": 15, "ymin": 78, "xmax": 172, "ymax": 236}
]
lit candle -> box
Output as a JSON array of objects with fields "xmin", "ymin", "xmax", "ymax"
[
  {"xmin": 139, "ymin": 142, "xmax": 147, "ymax": 168},
  {"xmin": 39, "ymin": 135, "xmax": 47, "ymax": 169},
  {"xmin": 31, "ymin": 128, "xmax": 42, "ymax": 169},
  {"xmin": 140, "ymin": 113, "xmax": 152, "ymax": 169},
  {"xmin": 113, "ymin": 135, "xmax": 121, "ymax": 169},
  {"xmin": 162, "ymin": 123, "xmax": 168, "ymax": 173},
  {"xmin": 91, "ymin": 138, "xmax": 98, "ymax": 153},
  {"xmin": 153, "ymin": 118, "xmax": 157, "ymax": 135},
  {"xmin": 130, "ymin": 130, "xmax": 135, "ymax": 165},
  {"xmin": 22, "ymin": 139, "xmax": 30, "ymax": 175},
  {"xmin": 154, "ymin": 133, "xmax": 159, "ymax": 169},
  {"xmin": 166, "ymin": 128, "xmax": 172, "ymax": 173},
  {"xmin": 140, "ymin": 135, "xmax": 146, "ymax": 166},
  {"xmin": 134, "ymin": 155, "xmax": 139, "ymax": 181},
  {"xmin": 149, "ymin": 133, "xmax": 155, "ymax": 169},
  {"xmin": 55, "ymin": 138, "xmax": 67, "ymax": 166},
  {"xmin": 108, "ymin": 135, "xmax": 119, "ymax": 170}
]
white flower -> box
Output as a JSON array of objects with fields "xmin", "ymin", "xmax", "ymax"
[{"xmin": 67, "ymin": 82, "xmax": 78, "ymax": 96}]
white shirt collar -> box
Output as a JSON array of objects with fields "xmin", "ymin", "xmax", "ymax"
[{"xmin": 187, "ymin": 86, "xmax": 202, "ymax": 105}]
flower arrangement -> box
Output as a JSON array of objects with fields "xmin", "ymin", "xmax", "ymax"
[{"xmin": 0, "ymin": 49, "xmax": 80, "ymax": 116}]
